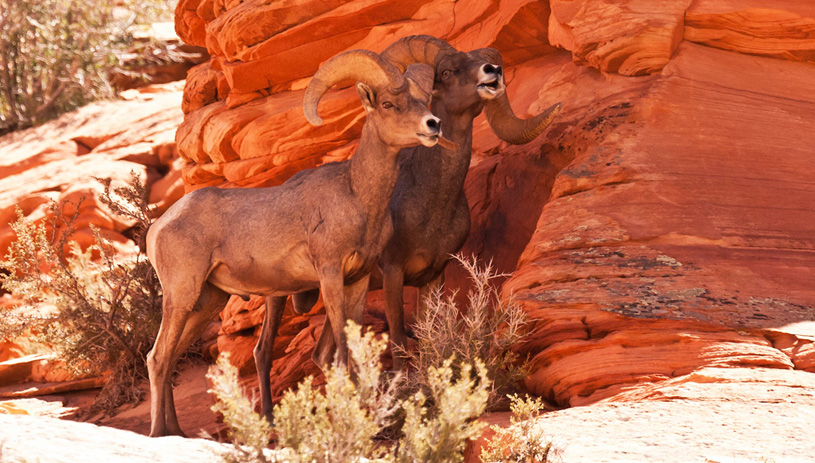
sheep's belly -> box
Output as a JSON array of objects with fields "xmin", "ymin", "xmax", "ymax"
[{"xmin": 207, "ymin": 260, "xmax": 320, "ymax": 297}]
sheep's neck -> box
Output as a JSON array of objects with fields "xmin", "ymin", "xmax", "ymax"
[
  {"xmin": 349, "ymin": 124, "xmax": 401, "ymax": 221},
  {"xmin": 420, "ymin": 104, "xmax": 476, "ymax": 203}
]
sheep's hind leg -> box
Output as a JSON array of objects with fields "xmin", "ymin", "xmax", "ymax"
[
  {"xmin": 160, "ymin": 283, "xmax": 229, "ymax": 437},
  {"xmin": 254, "ymin": 296, "xmax": 286, "ymax": 423},
  {"xmin": 147, "ymin": 296, "xmax": 193, "ymax": 437},
  {"xmin": 291, "ymin": 290, "xmax": 320, "ymax": 314}
]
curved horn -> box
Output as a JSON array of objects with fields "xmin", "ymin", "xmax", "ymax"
[
  {"xmin": 485, "ymin": 95, "xmax": 562, "ymax": 145},
  {"xmin": 380, "ymin": 35, "xmax": 457, "ymax": 71},
  {"xmin": 304, "ymin": 50, "xmax": 404, "ymax": 126}
]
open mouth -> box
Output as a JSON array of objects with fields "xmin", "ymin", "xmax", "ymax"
[
  {"xmin": 478, "ymin": 79, "xmax": 499, "ymax": 91},
  {"xmin": 417, "ymin": 132, "xmax": 440, "ymax": 146},
  {"xmin": 477, "ymin": 78, "xmax": 504, "ymax": 98}
]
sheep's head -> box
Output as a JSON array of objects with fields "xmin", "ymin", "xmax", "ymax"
[
  {"xmin": 303, "ymin": 50, "xmax": 442, "ymax": 149},
  {"xmin": 381, "ymin": 35, "xmax": 562, "ymax": 145}
]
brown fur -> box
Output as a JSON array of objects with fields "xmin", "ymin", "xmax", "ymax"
[{"xmin": 145, "ymin": 61, "xmax": 440, "ymax": 436}]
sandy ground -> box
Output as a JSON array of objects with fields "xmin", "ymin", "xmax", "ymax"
[
  {"xmin": 0, "ymin": 413, "xmax": 228, "ymax": 463},
  {"xmin": 527, "ymin": 400, "xmax": 815, "ymax": 463},
  {"xmin": 2, "ymin": 364, "xmax": 814, "ymax": 462}
]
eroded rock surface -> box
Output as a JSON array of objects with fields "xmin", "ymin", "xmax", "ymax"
[
  {"xmin": 4, "ymin": 1, "xmax": 811, "ymax": 451},
  {"xmin": 0, "ymin": 82, "xmax": 187, "ymax": 262},
  {"xmin": 166, "ymin": 0, "xmax": 815, "ymax": 415},
  {"xmin": 506, "ymin": 39, "xmax": 815, "ymax": 406},
  {"xmin": 0, "ymin": 413, "xmax": 229, "ymax": 463},
  {"xmin": 470, "ymin": 368, "xmax": 815, "ymax": 463}
]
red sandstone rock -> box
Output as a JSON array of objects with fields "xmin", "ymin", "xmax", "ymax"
[
  {"xmin": 0, "ymin": 355, "xmax": 50, "ymax": 386},
  {"xmin": 175, "ymin": 0, "xmax": 570, "ymax": 189},
  {"xmin": 548, "ymin": 0, "xmax": 689, "ymax": 75},
  {"xmin": 0, "ymin": 82, "xmax": 186, "ymax": 260},
  {"xmin": 685, "ymin": 2, "xmax": 815, "ymax": 62},
  {"xmin": 168, "ymin": 0, "xmax": 815, "ymax": 420},
  {"xmin": 505, "ymin": 40, "xmax": 815, "ymax": 406}
]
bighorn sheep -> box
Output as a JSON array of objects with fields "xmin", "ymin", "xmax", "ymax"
[
  {"xmin": 257, "ymin": 36, "xmax": 562, "ymax": 396},
  {"xmin": 373, "ymin": 37, "xmax": 560, "ymax": 368},
  {"xmin": 145, "ymin": 50, "xmax": 443, "ymax": 437}
]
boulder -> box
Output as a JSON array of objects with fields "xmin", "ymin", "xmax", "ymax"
[{"xmin": 0, "ymin": 354, "xmax": 50, "ymax": 386}]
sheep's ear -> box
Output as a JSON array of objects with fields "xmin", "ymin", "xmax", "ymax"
[{"xmin": 356, "ymin": 82, "xmax": 376, "ymax": 113}]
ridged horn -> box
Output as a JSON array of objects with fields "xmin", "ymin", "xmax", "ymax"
[
  {"xmin": 380, "ymin": 35, "xmax": 457, "ymax": 72},
  {"xmin": 404, "ymin": 63, "xmax": 435, "ymax": 104},
  {"xmin": 485, "ymin": 96, "xmax": 562, "ymax": 145},
  {"xmin": 304, "ymin": 50, "xmax": 404, "ymax": 126}
]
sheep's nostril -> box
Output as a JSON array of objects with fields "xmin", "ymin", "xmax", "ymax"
[
  {"xmin": 483, "ymin": 64, "xmax": 497, "ymax": 75},
  {"xmin": 495, "ymin": 65, "xmax": 503, "ymax": 76},
  {"xmin": 426, "ymin": 117, "xmax": 441, "ymax": 133}
]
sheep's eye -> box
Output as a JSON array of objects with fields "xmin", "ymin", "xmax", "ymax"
[
  {"xmin": 382, "ymin": 101, "xmax": 393, "ymax": 109},
  {"xmin": 441, "ymin": 69, "xmax": 453, "ymax": 80}
]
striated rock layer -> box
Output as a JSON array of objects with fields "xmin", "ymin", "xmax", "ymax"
[
  {"xmin": 172, "ymin": 0, "xmax": 815, "ymax": 409},
  {"xmin": 506, "ymin": 39, "xmax": 815, "ymax": 406}
]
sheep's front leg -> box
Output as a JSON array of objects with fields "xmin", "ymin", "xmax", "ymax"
[
  {"xmin": 316, "ymin": 269, "xmax": 349, "ymax": 368},
  {"xmin": 313, "ymin": 274, "xmax": 370, "ymax": 369},
  {"xmin": 381, "ymin": 262, "xmax": 408, "ymax": 370},
  {"xmin": 345, "ymin": 274, "xmax": 370, "ymax": 329}
]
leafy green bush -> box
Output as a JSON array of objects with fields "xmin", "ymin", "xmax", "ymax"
[
  {"xmin": 404, "ymin": 254, "xmax": 529, "ymax": 410},
  {"xmin": 0, "ymin": 0, "xmax": 175, "ymax": 134},
  {"xmin": 0, "ymin": 172, "xmax": 161, "ymax": 413}
]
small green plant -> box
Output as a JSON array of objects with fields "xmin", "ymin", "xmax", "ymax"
[
  {"xmin": 0, "ymin": 172, "xmax": 161, "ymax": 414},
  {"xmin": 404, "ymin": 254, "xmax": 529, "ymax": 409},
  {"xmin": 209, "ymin": 321, "xmax": 491, "ymax": 463},
  {"xmin": 480, "ymin": 394, "xmax": 560, "ymax": 463}
]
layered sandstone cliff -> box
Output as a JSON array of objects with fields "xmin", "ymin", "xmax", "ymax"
[{"xmin": 173, "ymin": 0, "xmax": 815, "ymax": 407}]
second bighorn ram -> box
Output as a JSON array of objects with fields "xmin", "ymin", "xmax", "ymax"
[
  {"xmin": 145, "ymin": 50, "xmax": 444, "ymax": 437},
  {"xmin": 373, "ymin": 36, "xmax": 561, "ymax": 367}
]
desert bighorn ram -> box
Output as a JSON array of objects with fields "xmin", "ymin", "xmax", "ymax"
[
  {"xmin": 257, "ymin": 36, "xmax": 561, "ymax": 406},
  {"xmin": 145, "ymin": 50, "xmax": 443, "ymax": 437},
  {"xmin": 373, "ymin": 37, "xmax": 560, "ymax": 367}
]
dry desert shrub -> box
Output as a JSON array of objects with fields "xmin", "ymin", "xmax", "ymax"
[
  {"xmin": 403, "ymin": 254, "xmax": 529, "ymax": 410},
  {"xmin": 206, "ymin": 352, "xmax": 273, "ymax": 463},
  {"xmin": 0, "ymin": 172, "xmax": 161, "ymax": 414},
  {"xmin": 206, "ymin": 257, "xmax": 554, "ymax": 463},
  {"xmin": 0, "ymin": 0, "xmax": 176, "ymax": 133},
  {"xmin": 480, "ymin": 394, "xmax": 560, "ymax": 463},
  {"xmin": 208, "ymin": 321, "xmax": 490, "ymax": 463}
]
